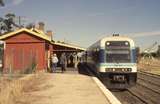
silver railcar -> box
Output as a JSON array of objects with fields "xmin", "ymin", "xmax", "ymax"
[{"xmin": 83, "ymin": 35, "xmax": 137, "ymax": 89}]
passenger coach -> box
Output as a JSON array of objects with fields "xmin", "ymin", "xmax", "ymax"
[{"xmin": 82, "ymin": 34, "xmax": 137, "ymax": 89}]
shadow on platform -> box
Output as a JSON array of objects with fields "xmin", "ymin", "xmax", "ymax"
[{"xmin": 77, "ymin": 63, "xmax": 92, "ymax": 76}]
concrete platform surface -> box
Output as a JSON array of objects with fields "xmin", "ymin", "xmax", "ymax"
[{"xmin": 22, "ymin": 73, "xmax": 111, "ymax": 104}]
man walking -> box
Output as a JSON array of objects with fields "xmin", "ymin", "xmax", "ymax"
[{"xmin": 60, "ymin": 53, "xmax": 67, "ymax": 73}]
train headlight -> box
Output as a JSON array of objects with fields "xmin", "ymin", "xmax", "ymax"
[
  {"xmin": 105, "ymin": 68, "xmax": 113, "ymax": 72},
  {"xmin": 113, "ymin": 68, "xmax": 115, "ymax": 71},
  {"xmin": 128, "ymin": 68, "xmax": 132, "ymax": 72},
  {"xmin": 106, "ymin": 42, "xmax": 110, "ymax": 45},
  {"xmin": 105, "ymin": 68, "xmax": 132, "ymax": 72},
  {"xmin": 122, "ymin": 69, "xmax": 124, "ymax": 71},
  {"xmin": 125, "ymin": 69, "xmax": 128, "ymax": 71},
  {"xmin": 125, "ymin": 42, "xmax": 129, "ymax": 45}
]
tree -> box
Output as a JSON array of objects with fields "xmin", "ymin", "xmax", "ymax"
[
  {"xmin": 0, "ymin": 0, "xmax": 4, "ymax": 6},
  {"xmin": 157, "ymin": 45, "xmax": 160, "ymax": 58},
  {"xmin": 0, "ymin": 13, "xmax": 20, "ymax": 34},
  {"xmin": 0, "ymin": 17, "xmax": 8, "ymax": 34},
  {"xmin": 4, "ymin": 13, "xmax": 17, "ymax": 31}
]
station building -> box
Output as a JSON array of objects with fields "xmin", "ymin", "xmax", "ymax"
[{"xmin": 0, "ymin": 28, "xmax": 85, "ymax": 73}]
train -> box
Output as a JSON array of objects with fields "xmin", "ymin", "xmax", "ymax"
[{"xmin": 82, "ymin": 34, "xmax": 137, "ymax": 89}]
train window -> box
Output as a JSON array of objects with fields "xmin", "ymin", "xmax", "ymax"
[
  {"xmin": 107, "ymin": 50, "xmax": 130, "ymax": 54},
  {"xmin": 105, "ymin": 41, "xmax": 131, "ymax": 63}
]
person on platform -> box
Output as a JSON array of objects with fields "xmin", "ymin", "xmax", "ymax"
[
  {"xmin": 60, "ymin": 53, "xmax": 67, "ymax": 73},
  {"xmin": 51, "ymin": 54, "xmax": 58, "ymax": 72}
]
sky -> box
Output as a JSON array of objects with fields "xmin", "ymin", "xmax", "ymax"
[{"xmin": 0, "ymin": 0, "xmax": 160, "ymax": 51}]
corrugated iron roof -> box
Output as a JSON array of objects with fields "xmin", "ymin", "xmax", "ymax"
[
  {"xmin": 0, "ymin": 28, "xmax": 86, "ymax": 51},
  {"xmin": 52, "ymin": 42, "xmax": 86, "ymax": 51},
  {"xmin": 0, "ymin": 28, "xmax": 51, "ymax": 41}
]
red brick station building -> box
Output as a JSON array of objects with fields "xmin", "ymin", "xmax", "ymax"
[{"xmin": 0, "ymin": 28, "xmax": 85, "ymax": 73}]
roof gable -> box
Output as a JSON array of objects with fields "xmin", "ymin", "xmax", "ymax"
[
  {"xmin": 0, "ymin": 28, "xmax": 51, "ymax": 41},
  {"xmin": 4, "ymin": 32, "xmax": 46, "ymax": 43}
]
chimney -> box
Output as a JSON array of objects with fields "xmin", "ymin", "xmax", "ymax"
[
  {"xmin": 38, "ymin": 22, "xmax": 45, "ymax": 31},
  {"xmin": 46, "ymin": 30, "xmax": 53, "ymax": 40}
]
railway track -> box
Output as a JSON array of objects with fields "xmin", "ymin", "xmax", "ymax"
[
  {"xmin": 126, "ymin": 89, "xmax": 148, "ymax": 104},
  {"xmin": 137, "ymin": 71, "xmax": 160, "ymax": 94},
  {"xmin": 80, "ymin": 64, "xmax": 147, "ymax": 104},
  {"xmin": 79, "ymin": 64, "xmax": 160, "ymax": 104},
  {"xmin": 111, "ymin": 89, "xmax": 147, "ymax": 104},
  {"xmin": 138, "ymin": 70, "xmax": 160, "ymax": 78},
  {"xmin": 111, "ymin": 71, "xmax": 160, "ymax": 104}
]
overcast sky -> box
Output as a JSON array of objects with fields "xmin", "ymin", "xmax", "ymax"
[{"xmin": 0, "ymin": 0, "xmax": 160, "ymax": 51}]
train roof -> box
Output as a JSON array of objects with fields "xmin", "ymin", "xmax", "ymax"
[
  {"xmin": 101, "ymin": 36, "xmax": 134, "ymax": 43},
  {"xmin": 88, "ymin": 36, "xmax": 135, "ymax": 49}
]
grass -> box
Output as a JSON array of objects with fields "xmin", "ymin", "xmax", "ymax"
[
  {"xmin": 0, "ymin": 78, "xmax": 23, "ymax": 104},
  {"xmin": 0, "ymin": 73, "xmax": 46, "ymax": 104},
  {"xmin": 138, "ymin": 58, "xmax": 160, "ymax": 75},
  {"xmin": 0, "ymin": 58, "xmax": 38, "ymax": 104},
  {"xmin": 0, "ymin": 74, "xmax": 36, "ymax": 104}
]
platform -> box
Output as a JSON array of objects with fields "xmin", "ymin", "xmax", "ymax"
[{"xmin": 21, "ymin": 68, "xmax": 121, "ymax": 104}]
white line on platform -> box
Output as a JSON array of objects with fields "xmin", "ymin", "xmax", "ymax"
[
  {"xmin": 92, "ymin": 77, "xmax": 122, "ymax": 104},
  {"xmin": 84, "ymin": 64, "xmax": 121, "ymax": 104}
]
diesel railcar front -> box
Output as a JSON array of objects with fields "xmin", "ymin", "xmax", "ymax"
[{"xmin": 83, "ymin": 35, "xmax": 137, "ymax": 89}]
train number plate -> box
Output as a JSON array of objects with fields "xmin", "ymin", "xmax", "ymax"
[{"xmin": 113, "ymin": 75, "xmax": 126, "ymax": 82}]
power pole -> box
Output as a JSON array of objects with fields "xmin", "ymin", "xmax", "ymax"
[
  {"xmin": 18, "ymin": 16, "xmax": 21, "ymax": 26},
  {"xmin": 15, "ymin": 16, "xmax": 26, "ymax": 27}
]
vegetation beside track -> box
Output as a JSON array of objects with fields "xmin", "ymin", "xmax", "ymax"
[{"xmin": 138, "ymin": 58, "xmax": 160, "ymax": 75}]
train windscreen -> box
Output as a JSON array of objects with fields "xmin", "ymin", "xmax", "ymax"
[{"xmin": 105, "ymin": 41, "xmax": 131, "ymax": 63}]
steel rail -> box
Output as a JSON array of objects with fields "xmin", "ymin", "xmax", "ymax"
[{"xmin": 127, "ymin": 89, "xmax": 148, "ymax": 104}]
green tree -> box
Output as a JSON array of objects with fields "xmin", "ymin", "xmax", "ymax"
[
  {"xmin": 0, "ymin": 17, "xmax": 8, "ymax": 34},
  {"xmin": 157, "ymin": 45, "xmax": 160, "ymax": 58},
  {"xmin": 0, "ymin": 13, "xmax": 20, "ymax": 34},
  {"xmin": 0, "ymin": 0, "xmax": 4, "ymax": 6},
  {"xmin": 5, "ymin": 13, "xmax": 16, "ymax": 31}
]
